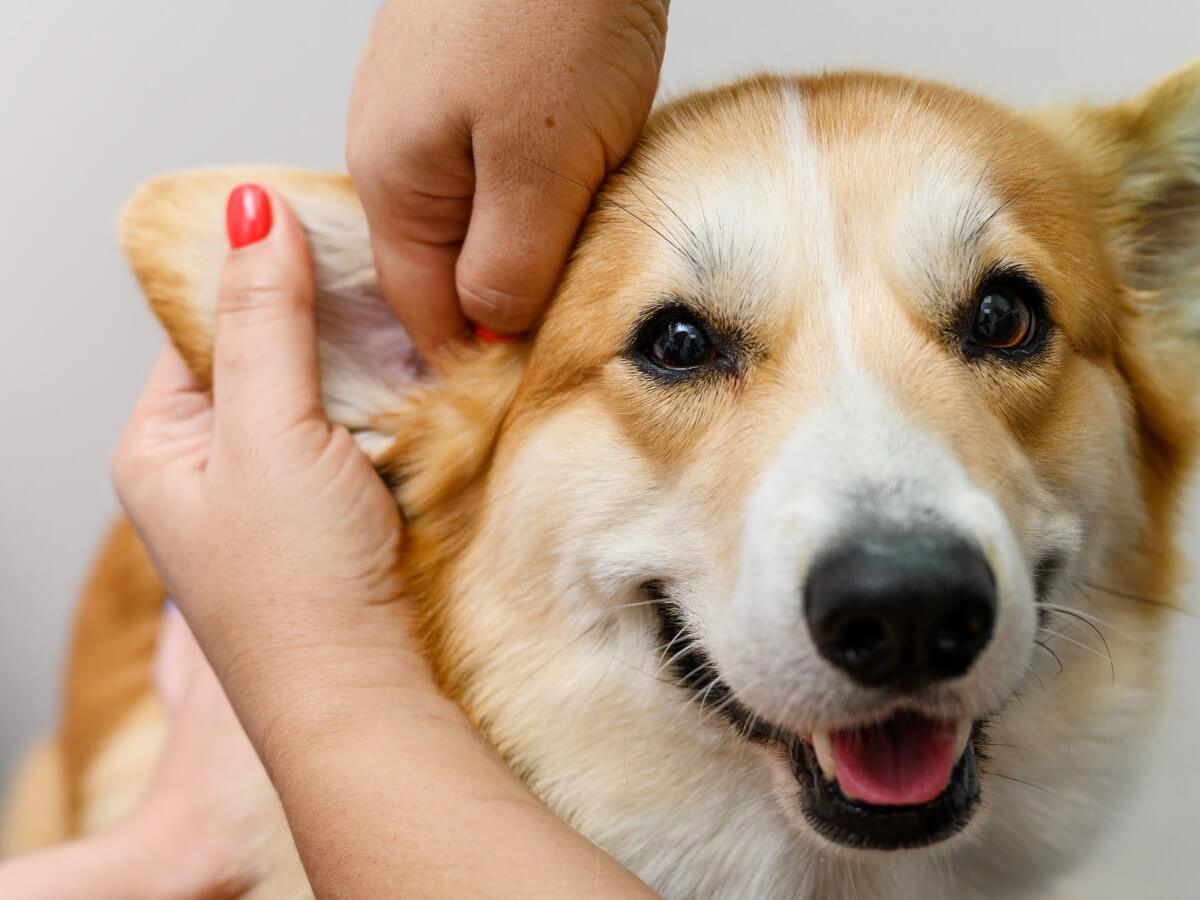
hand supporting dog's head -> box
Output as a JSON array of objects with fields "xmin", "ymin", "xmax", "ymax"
[{"xmin": 121, "ymin": 64, "xmax": 1199, "ymax": 898}]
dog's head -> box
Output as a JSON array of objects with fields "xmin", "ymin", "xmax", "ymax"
[{"xmin": 122, "ymin": 65, "xmax": 1199, "ymax": 894}]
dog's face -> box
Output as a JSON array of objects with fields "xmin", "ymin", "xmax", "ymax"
[
  {"xmin": 445, "ymin": 71, "xmax": 1197, "ymax": 859},
  {"xmin": 124, "ymin": 66, "xmax": 1199, "ymax": 896}
]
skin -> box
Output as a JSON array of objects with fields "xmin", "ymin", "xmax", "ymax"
[
  {"xmin": 347, "ymin": 0, "xmax": 668, "ymax": 353},
  {"xmin": 0, "ymin": 608, "xmax": 259, "ymax": 899},
  {"xmin": 108, "ymin": 188, "xmax": 657, "ymax": 899}
]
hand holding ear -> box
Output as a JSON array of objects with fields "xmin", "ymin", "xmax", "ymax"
[
  {"xmin": 346, "ymin": 0, "xmax": 669, "ymax": 355},
  {"xmin": 112, "ymin": 185, "xmax": 422, "ymax": 732},
  {"xmin": 112, "ymin": 184, "xmax": 654, "ymax": 899}
]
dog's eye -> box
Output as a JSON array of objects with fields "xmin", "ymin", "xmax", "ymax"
[
  {"xmin": 638, "ymin": 310, "xmax": 717, "ymax": 371},
  {"xmin": 971, "ymin": 291, "xmax": 1031, "ymax": 349},
  {"xmin": 651, "ymin": 317, "xmax": 713, "ymax": 369},
  {"xmin": 964, "ymin": 276, "xmax": 1045, "ymax": 355}
]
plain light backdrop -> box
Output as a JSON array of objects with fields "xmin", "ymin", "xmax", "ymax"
[{"xmin": 1, "ymin": 2, "xmax": 1197, "ymax": 895}]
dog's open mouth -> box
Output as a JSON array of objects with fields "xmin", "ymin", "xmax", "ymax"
[
  {"xmin": 649, "ymin": 590, "xmax": 984, "ymax": 849},
  {"xmin": 788, "ymin": 712, "xmax": 982, "ymax": 850}
]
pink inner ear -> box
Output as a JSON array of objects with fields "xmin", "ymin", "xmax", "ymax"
[
  {"xmin": 359, "ymin": 313, "xmax": 430, "ymax": 384},
  {"xmin": 311, "ymin": 284, "xmax": 432, "ymax": 436},
  {"xmin": 316, "ymin": 285, "xmax": 430, "ymax": 388}
]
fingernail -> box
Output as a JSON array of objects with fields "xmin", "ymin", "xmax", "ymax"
[
  {"xmin": 225, "ymin": 183, "xmax": 273, "ymax": 248},
  {"xmin": 474, "ymin": 322, "xmax": 520, "ymax": 344}
]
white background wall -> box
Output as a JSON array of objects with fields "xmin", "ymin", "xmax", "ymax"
[{"xmin": 1, "ymin": 1, "xmax": 1196, "ymax": 895}]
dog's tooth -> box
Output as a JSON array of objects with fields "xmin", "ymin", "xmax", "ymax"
[
  {"xmin": 812, "ymin": 731, "xmax": 837, "ymax": 782},
  {"xmin": 953, "ymin": 720, "xmax": 972, "ymax": 759}
]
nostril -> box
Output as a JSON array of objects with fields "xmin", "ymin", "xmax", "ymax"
[
  {"xmin": 936, "ymin": 612, "xmax": 983, "ymax": 653},
  {"xmin": 930, "ymin": 602, "xmax": 994, "ymax": 677},
  {"xmin": 830, "ymin": 615, "xmax": 890, "ymax": 670},
  {"xmin": 935, "ymin": 621, "xmax": 965, "ymax": 654},
  {"xmin": 814, "ymin": 607, "xmax": 911, "ymax": 685}
]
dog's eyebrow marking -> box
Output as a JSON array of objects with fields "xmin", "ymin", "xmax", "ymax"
[
  {"xmin": 897, "ymin": 159, "xmax": 1044, "ymax": 310},
  {"xmin": 603, "ymin": 192, "xmax": 703, "ymax": 269},
  {"xmin": 953, "ymin": 157, "xmax": 1001, "ymax": 248},
  {"xmin": 964, "ymin": 175, "xmax": 1058, "ymax": 247},
  {"xmin": 625, "ymin": 165, "xmax": 704, "ymax": 253}
]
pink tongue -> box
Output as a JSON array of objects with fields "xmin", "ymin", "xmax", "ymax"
[{"xmin": 829, "ymin": 714, "xmax": 959, "ymax": 806}]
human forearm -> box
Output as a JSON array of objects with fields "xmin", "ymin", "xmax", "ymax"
[{"xmin": 258, "ymin": 689, "xmax": 658, "ymax": 899}]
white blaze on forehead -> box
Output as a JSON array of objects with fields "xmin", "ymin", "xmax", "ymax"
[
  {"xmin": 778, "ymin": 87, "xmax": 857, "ymax": 368},
  {"xmin": 772, "ymin": 90, "xmax": 1002, "ymax": 363}
]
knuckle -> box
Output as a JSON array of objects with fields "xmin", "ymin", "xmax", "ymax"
[
  {"xmin": 220, "ymin": 282, "xmax": 287, "ymax": 315},
  {"xmin": 347, "ymin": 117, "xmax": 474, "ymax": 241},
  {"xmin": 456, "ymin": 275, "xmax": 544, "ymax": 332},
  {"xmin": 218, "ymin": 267, "xmax": 308, "ymax": 319}
]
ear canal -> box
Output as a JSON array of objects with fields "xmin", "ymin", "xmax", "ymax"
[{"xmin": 119, "ymin": 167, "xmax": 422, "ymax": 459}]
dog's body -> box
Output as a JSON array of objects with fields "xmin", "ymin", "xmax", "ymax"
[{"xmin": 5, "ymin": 67, "xmax": 1199, "ymax": 899}]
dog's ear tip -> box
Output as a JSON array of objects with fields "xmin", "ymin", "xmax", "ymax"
[
  {"xmin": 1034, "ymin": 61, "xmax": 1200, "ymax": 351},
  {"xmin": 118, "ymin": 166, "xmax": 429, "ymax": 440},
  {"xmin": 118, "ymin": 174, "xmax": 178, "ymax": 272}
]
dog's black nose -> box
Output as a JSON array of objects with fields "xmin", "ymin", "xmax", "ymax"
[{"xmin": 804, "ymin": 531, "xmax": 996, "ymax": 689}]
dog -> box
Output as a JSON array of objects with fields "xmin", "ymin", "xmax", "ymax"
[{"xmin": 4, "ymin": 63, "xmax": 1199, "ymax": 898}]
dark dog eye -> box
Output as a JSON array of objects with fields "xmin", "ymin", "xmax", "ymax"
[
  {"xmin": 638, "ymin": 310, "xmax": 717, "ymax": 372},
  {"xmin": 971, "ymin": 291, "xmax": 1032, "ymax": 349},
  {"xmin": 963, "ymin": 274, "xmax": 1046, "ymax": 356}
]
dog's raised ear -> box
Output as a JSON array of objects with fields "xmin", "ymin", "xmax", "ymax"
[
  {"xmin": 120, "ymin": 168, "xmax": 420, "ymax": 458},
  {"xmin": 1037, "ymin": 62, "xmax": 1200, "ymax": 364}
]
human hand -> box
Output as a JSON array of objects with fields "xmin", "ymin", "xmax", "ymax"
[
  {"xmin": 111, "ymin": 184, "xmax": 423, "ymax": 742},
  {"xmin": 347, "ymin": 0, "xmax": 669, "ymax": 354},
  {"xmin": 126, "ymin": 605, "xmax": 269, "ymax": 897},
  {"xmin": 0, "ymin": 609, "xmax": 266, "ymax": 900}
]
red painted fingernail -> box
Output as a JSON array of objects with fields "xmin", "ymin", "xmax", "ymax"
[
  {"xmin": 225, "ymin": 183, "xmax": 273, "ymax": 248},
  {"xmin": 474, "ymin": 322, "xmax": 519, "ymax": 343}
]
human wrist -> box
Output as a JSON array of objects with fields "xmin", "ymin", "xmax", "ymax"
[
  {"xmin": 178, "ymin": 585, "xmax": 423, "ymax": 700},
  {"xmin": 253, "ymin": 669, "xmax": 472, "ymax": 770},
  {"xmin": 202, "ymin": 611, "xmax": 470, "ymax": 768}
]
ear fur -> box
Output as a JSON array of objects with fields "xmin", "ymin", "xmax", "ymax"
[
  {"xmin": 119, "ymin": 167, "xmax": 422, "ymax": 456},
  {"xmin": 1036, "ymin": 61, "xmax": 1200, "ymax": 378},
  {"xmin": 376, "ymin": 345, "xmax": 525, "ymax": 614}
]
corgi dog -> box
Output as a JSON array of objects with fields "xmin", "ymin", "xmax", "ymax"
[{"xmin": 4, "ymin": 62, "xmax": 1199, "ymax": 899}]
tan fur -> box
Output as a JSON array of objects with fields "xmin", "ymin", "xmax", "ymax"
[
  {"xmin": 59, "ymin": 519, "xmax": 164, "ymax": 825},
  {"xmin": 1, "ymin": 741, "xmax": 67, "ymax": 856},
  {"xmin": 1, "ymin": 518, "xmax": 164, "ymax": 860},
  {"xmin": 7, "ymin": 65, "xmax": 1199, "ymax": 898}
]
